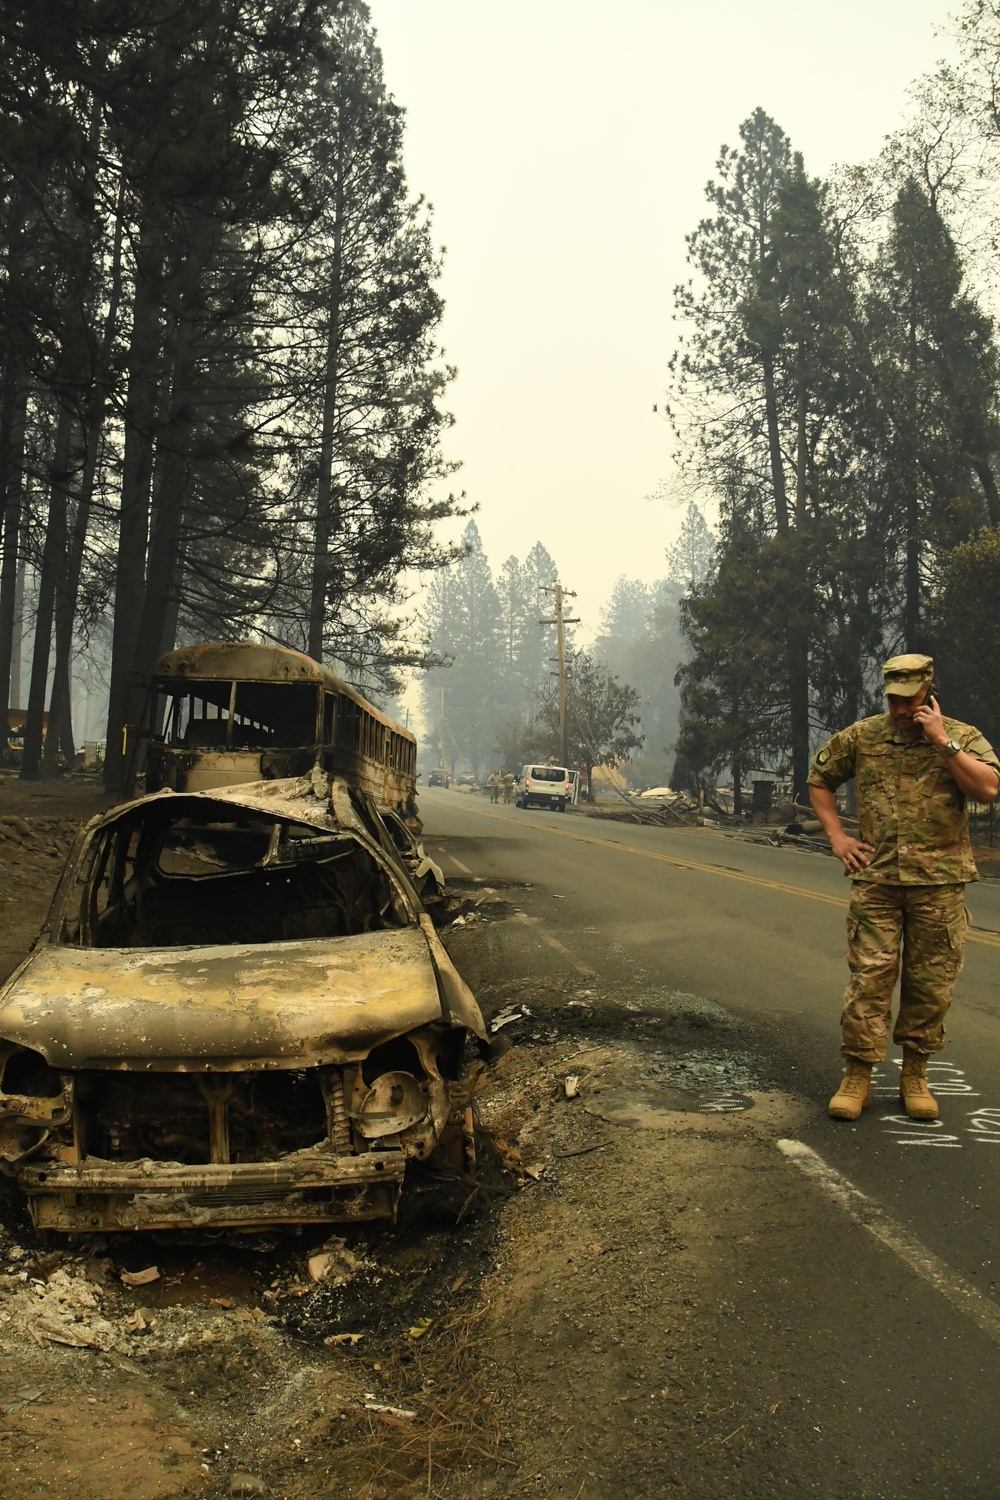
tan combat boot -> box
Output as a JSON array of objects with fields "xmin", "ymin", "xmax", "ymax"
[
  {"xmin": 899, "ymin": 1051, "xmax": 939, "ymax": 1121},
  {"xmin": 828, "ymin": 1059, "xmax": 873, "ymax": 1120}
]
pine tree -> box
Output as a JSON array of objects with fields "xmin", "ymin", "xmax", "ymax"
[
  {"xmin": 867, "ymin": 177, "xmax": 1000, "ymax": 651},
  {"xmin": 673, "ymin": 527, "xmax": 790, "ymax": 811},
  {"xmin": 665, "ymin": 504, "xmax": 716, "ymax": 593},
  {"xmin": 0, "ymin": 0, "xmax": 468, "ymax": 785},
  {"xmin": 671, "ymin": 109, "xmax": 794, "ymax": 532},
  {"xmin": 932, "ymin": 525, "xmax": 1000, "ymax": 746},
  {"xmin": 278, "ymin": 0, "xmax": 461, "ymax": 672},
  {"xmin": 518, "ymin": 541, "xmax": 561, "ymax": 706},
  {"xmin": 591, "ymin": 577, "xmax": 649, "ymax": 700},
  {"xmin": 670, "ymin": 119, "xmax": 877, "ymax": 797},
  {"xmin": 420, "ymin": 520, "xmax": 502, "ymax": 776},
  {"xmin": 599, "ymin": 577, "xmax": 652, "ymax": 640}
]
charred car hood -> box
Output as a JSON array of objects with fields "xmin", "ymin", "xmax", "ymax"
[{"xmin": 0, "ymin": 928, "xmax": 455, "ymax": 1071}]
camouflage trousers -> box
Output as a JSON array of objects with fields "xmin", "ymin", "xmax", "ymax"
[{"xmin": 841, "ymin": 882, "xmax": 968, "ymax": 1061}]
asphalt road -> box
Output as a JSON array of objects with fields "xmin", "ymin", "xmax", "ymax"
[{"xmin": 422, "ymin": 787, "xmax": 1000, "ymax": 1498}]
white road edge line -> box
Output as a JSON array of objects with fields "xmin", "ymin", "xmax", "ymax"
[
  {"xmin": 777, "ymin": 1138, "xmax": 1000, "ymax": 1347},
  {"xmin": 447, "ymin": 854, "xmax": 473, "ymax": 874},
  {"xmin": 513, "ymin": 913, "xmax": 597, "ymax": 978}
]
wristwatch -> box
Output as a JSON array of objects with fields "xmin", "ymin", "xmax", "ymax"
[{"xmin": 940, "ymin": 737, "xmax": 962, "ymax": 758}]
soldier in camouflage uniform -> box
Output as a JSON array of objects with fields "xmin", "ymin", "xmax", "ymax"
[{"xmin": 808, "ymin": 654, "xmax": 1000, "ymax": 1122}]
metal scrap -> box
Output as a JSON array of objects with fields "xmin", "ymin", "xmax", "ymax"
[{"xmin": 490, "ymin": 1004, "xmax": 532, "ymax": 1033}]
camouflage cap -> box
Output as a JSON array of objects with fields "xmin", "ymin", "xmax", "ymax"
[{"xmin": 882, "ymin": 652, "xmax": 934, "ymax": 698}]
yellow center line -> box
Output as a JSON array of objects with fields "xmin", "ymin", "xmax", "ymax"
[{"xmin": 435, "ymin": 797, "xmax": 1000, "ymax": 952}]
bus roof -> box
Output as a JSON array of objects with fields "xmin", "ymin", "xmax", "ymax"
[{"xmin": 153, "ymin": 643, "xmax": 413, "ymax": 742}]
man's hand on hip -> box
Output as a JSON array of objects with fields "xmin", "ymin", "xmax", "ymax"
[
  {"xmin": 829, "ymin": 831, "xmax": 875, "ymax": 875},
  {"xmin": 810, "ymin": 785, "xmax": 874, "ymax": 873}
]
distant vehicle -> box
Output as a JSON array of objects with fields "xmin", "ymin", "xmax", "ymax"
[
  {"xmin": 427, "ymin": 769, "xmax": 450, "ymax": 788},
  {"xmin": 138, "ymin": 642, "xmax": 419, "ymax": 827},
  {"xmin": 515, "ymin": 764, "xmax": 573, "ymax": 812},
  {"xmin": 455, "ymin": 773, "xmax": 477, "ymax": 787}
]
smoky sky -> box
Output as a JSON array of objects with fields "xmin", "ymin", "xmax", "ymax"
[{"xmin": 371, "ymin": 0, "xmax": 956, "ymax": 633}]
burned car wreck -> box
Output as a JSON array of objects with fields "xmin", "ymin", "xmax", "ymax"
[{"xmin": 0, "ymin": 773, "xmax": 485, "ymax": 1235}]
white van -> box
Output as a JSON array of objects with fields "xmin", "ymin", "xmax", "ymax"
[{"xmin": 516, "ymin": 764, "xmax": 574, "ymax": 812}]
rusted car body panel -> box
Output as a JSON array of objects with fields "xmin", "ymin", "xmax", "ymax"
[
  {"xmin": 0, "ymin": 929, "xmax": 447, "ymax": 1069},
  {"xmin": 0, "ymin": 773, "xmax": 484, "ymax": 1234}
]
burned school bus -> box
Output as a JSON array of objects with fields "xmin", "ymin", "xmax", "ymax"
[
  {"xmin": 0, "ymin": 772, "xmax": 485, "ymax": 1235},
  {"xmin": 141, "ymin": 642, "xmax": 419, "ymax": 826}
]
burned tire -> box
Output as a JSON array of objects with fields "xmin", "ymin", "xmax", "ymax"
[{"xmin": 395, "ymin": 1109, "xmax": 501, "ymax": 1227}]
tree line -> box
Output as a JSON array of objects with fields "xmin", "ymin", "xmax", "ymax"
[
  {"xmin": 420, "ymin": 514, "xmax": 714, "ymax": 792},
  {"xmin": 0, "ymin": 0, "xmax": 462, "ymax": 790},
  {"xmin": 669, "ymin": 3, "xmax": 1000, "ymax": 810}
]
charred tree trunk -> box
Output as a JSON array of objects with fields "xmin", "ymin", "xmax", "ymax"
[
  {"xmin": 21, "ymin": 402, "xmax": 73, "ymax": 779},
  {"xmin": 104, "ymin": 222, "xmax": 164, "ymax": 793},
  {"xmin": 42, "ymin": 414, "xmax": 103, "ymax": 774},
  {"xmin": 0, "ymin": 378, "xmax": 28, "ymax": 762},
  {"xmin": 903, "ymin": 296, "xmax": 922, "ymax": 651},
  {"xmin": 47, "ymin": 671, "xmax": 75, "ymax": 767},
  {"xmin": 9, "ymin": 524, "xmax": 26, "ymax": 716},
  {"xmin": 762, "ymin": 353, "xmax": 790, "ymax": 535},
  {"xmin": 133, "ymin": 305, "xmax": 198, "ymax": 665},
  {"xmin": 788, "ymin": 351, "xmax": 811, "ymax": 804},
  {"xmin": 307, "ymin": 127, "xmax": 346, "ymax": 664},
  {"xmin": 904, "ymin": 486, "xmax": 921, "ymax": 650},
  {"xmin": 46, "ymin": 189, "xmax": 125, "ymax": 774},
  {"xmin": 972, "ymin": 457, "xmax": 1000, "ymax": 528}
]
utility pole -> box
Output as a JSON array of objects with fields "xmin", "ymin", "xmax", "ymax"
[
  {"xmin": 438, "ymin": 682, "xmax": 446, "ymax": 772},
  {"xmin": 540, "ymin": 583, "xmax": 580, "ymax": 766}
]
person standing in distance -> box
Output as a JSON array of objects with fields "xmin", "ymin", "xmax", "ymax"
[{"xmin": 808, "ymin": 654, "xmax": 1000, "ymax": 1122}]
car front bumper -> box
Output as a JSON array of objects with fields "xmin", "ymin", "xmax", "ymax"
[{"xmin": 19, "ymin": 1149, "xmax": 405, "ymax": 1232}]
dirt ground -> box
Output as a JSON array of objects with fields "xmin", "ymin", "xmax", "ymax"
[{"xmin": 0, "ymin": 780, "xmax": 819, "ymax": 1500}]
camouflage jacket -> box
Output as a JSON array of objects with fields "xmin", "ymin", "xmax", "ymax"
[{"xmin": 807, "ymin": 713, "xmax": 1000, "ymax": 884}]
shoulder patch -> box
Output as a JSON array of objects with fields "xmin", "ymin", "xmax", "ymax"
[{"xmin": 816, "ymin": 747, "xmax": 831, "ymax": 765}]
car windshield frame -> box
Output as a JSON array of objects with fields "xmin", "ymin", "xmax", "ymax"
[{"xmin": 56, "ymin": 795, "xmax": 416, "ymax": 951}]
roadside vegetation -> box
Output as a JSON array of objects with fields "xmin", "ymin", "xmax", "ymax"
[
  {"xmin": 668, "ymin": 3, "xmax": 1000, "ymax": 808},
  {"xmin": 0, "ymin": 0, "xmax": 464, "ymax": 792}
]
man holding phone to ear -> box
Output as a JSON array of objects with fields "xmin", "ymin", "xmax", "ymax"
[{"xmin": 808, "ymin": 654, "xmax": 1000, "ymax": 1122}]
